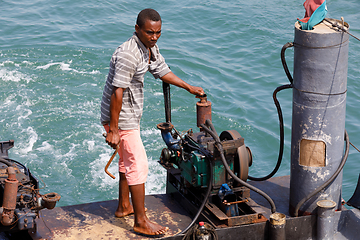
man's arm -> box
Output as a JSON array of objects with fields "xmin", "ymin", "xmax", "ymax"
[
  {"xmin": 106, "ymin": 87, "xmax": 125, "ymax": 149},
  {"xmin": 160, "ymin": 72, "xmax": 204, "ymax": 96}
]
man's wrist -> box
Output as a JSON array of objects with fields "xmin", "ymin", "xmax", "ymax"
[{"xmin": 109, "ymin": 127, "xmax": 118, "ymax": 133}]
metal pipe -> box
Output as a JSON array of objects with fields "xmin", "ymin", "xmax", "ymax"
[
  {"xmin": 162, "ymin": 82, "xmax": 171, "ymax": 123},
  {"xmin": 41, "ymin": 192, "xmax": 61, "ymax": 209},
  {"xmin": 1, "ymin": 167, "xmax": 19, "ymax": 226},
  {"xmin": 317, "ymin": 200, "xmax": 336, "ymax": 240},
  {"xmin": 157, "ymin": 122, "xmax": 180, "ymax": 151},
  {"xmin": 269, "ymin": 212, "xmax": 286, "ymax": 240},
  {"xmin": 196, "ymin": 95, "xmax": 211, "ymax": 130}
]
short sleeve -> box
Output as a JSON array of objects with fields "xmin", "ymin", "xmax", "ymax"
[
  {"xmin": 148, "ymin": 47, "xmax": 171, "ymax": 79},
  {"xmin": 112, "ymin": 50, "xmax": 137, "ymax": 88}
]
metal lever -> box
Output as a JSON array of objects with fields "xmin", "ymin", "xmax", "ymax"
[{"xmin": 103, "ymin": 133, "xmax": 118, "ymax": 179}]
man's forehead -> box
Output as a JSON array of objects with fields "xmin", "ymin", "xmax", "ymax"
[{"xmin": 142, "ymin": 19, "xmax": 162, "ymax": 29}]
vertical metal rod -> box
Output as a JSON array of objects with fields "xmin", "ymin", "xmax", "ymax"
[{"xmin": 162, "ymin": 82, "xmax": 171, "ymax": 123}]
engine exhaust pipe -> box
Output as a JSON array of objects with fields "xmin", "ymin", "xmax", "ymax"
[
  {"xmin": 196, "ymin": 94, "xmax": 212, "ymax": 130},
  {"xmin": 1, "ymin": 167, "xmax": 19, "ymax": 226}
]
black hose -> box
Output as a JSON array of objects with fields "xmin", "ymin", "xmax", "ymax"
[
  {"xmin": 294, "ymin": 130, "xmax": 349, "ymax": 217},
  {"xmin": 201, "ymin": 120, "xmax": 276, "ymax": 213},
  {"xmin": 178, "ymin": 149, "xmax": 213, "ymax": 235},
  {"xmin": 248, "ymin": 43, "xmax": 294, "ymax": 181},
  {"xmin": 281, "ymin": 42, "xmax": 294, "ymax": 84},
  {"xmin": 248, "ymin": 84, "xmax": 293, "ymax": 181}
]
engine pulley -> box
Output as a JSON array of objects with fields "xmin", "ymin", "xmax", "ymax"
[{"xmin": 219, "ymin": 130, "xmax": 252, "ymax": 182}]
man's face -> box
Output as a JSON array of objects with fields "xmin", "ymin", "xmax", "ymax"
[{"xmin": 135, "ymin": 20, "xmax": 162, "ymax": 49}]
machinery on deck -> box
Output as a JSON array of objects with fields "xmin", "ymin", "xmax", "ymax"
[
  {"xmin": 157, "ymin": 93, "xmax": 268, "ymax": 227},
  {"xmin": 0, "ymin": 140, "xmax": 60, "ymax": 234},
  {"xmin": 156, "ymin": 18, "xmax": 353, "ymax": 238}
]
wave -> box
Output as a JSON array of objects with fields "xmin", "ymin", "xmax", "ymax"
[{"xmin": 36, "ymin": 60, "xmax": 101, "ymax": 74}]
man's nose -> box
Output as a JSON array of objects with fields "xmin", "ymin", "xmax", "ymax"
[{"xmin": 151, "ymin": 34, "xmax": 158, "ymax": 40}]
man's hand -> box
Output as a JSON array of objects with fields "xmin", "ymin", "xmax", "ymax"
[
  {"xmin": 188, "ymin": 85, "xmax": 205, "ymax": 97},
  {"xmin": 105, "ymin": 130, "xmax": 120, "ymax": 149}
]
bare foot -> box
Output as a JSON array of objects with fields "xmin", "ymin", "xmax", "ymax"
[
  {"xmin": 115, "ymin": 204, "xmax": 134, "ymax": 218},
  {"xmin": 115, "ymin": 206, "xmax": 147, "ymax": 218},
  {"xmin": 133, "ymin": 219, "xmax": 169, "ymax": 236}
]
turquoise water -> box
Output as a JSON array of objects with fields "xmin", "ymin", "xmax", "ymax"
[{"xmin": 1, "ymin": 0, "xmax": 360, "ymax": 208}]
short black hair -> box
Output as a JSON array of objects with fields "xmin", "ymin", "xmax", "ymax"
[{"xmin": 136, "ymin": 8, "xmax": 161, "ymax": 28}]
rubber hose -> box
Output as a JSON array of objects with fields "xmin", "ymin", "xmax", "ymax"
[
  {"xmin": 248, "ymin": 84, "xmax": 293, "ymax": 181},
  {"xmin": 201, "ymin": 122, "xmax": 277, "ymax": 213},
  {"xmin": 0, "ymin": 158, "xmax": 15, "ymax": 167},
  {"xmin": 294, "ymin": 130, "xmax": 349, "ymax": 217},
  {"xmin": 281, "ymin": 42, "xmax": 294, "ymax": 84}
]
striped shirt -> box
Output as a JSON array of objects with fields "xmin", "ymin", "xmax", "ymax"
[{"xmin": 100, "ymin": 33, "xmax": 171, "ymax": 130}]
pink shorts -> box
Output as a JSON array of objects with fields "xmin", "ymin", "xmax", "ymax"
[{"xmin": 103, "ymin": 125, "xmax": 148, "ymax": 185}]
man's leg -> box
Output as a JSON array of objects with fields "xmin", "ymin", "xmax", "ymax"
[
  {"xmin": 103, "ymin": 125, "xmax": 133, "ymax": 217},
  {"xmin": 115, "ymin": 172, "xmax": 134, "ymax": 218},
  {"xmin": 130, "ymin": 183, "xmax": 168, "ymax": 235},
  {"xmin": 118, "ymin": 128, "xmax": 168, "ymax": 235}
]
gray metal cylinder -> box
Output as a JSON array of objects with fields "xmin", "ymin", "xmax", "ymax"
[
  {"xmin": 317, "ymin": 200, "xmax": 336, "ymax": 240},
  {"xmin": 289, "ymin": 19, "xmax": 349, "ymax": 216}
]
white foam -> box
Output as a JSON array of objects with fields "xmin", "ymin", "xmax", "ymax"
[
  {"xmin": 2, "ymin": 95, "xmax": 16, "ymax": 109},
  {"xmin": 61, "ymin": 143, "xmax": 80, "ymax": 160},
  {"xmin": 0, "ymin": 68, "xmax": 33, "ymax": 83},
  {"xmin": 89, "ymin": 149, "xmax": 119, "ymax": 189},
  {"xmin": 19, "ymin": 127, "xmax": 38, "ymax": 154},
  {"xmin": 84, "ymin": 140, "xmax": 95, "ymax": 151},
  {"xmin": 22, "ymin": 61, "xmax": 34, "ymax": 66},
  {"xmin": 37, "ymin": 141, "xmax": 54, "ymax": 152},
  {"xmin": 16, "ymin": 108, "xmax": 32, "ymax": 122},
  {"xmin": 36, "ymin": 61, "xmax": 70, "ymax": 70},
  {"xmin": 145, "ymin": 157, "xmax": 167, "ymax": 195},
  {"xmin": 141, "ymin": 127, "xmax": 161, "ymax": 137},
  {"xmin": 0, "ymin": 60, "xmax": 15, "ymax": 66},
  {"xmin": 36, "ymin": 60, "xmax": 100, "ymax": 75}
]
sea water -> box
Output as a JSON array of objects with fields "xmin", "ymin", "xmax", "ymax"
[{"xmin": 1, "ymin": 0, "xmax": 360, "ymax": 208}]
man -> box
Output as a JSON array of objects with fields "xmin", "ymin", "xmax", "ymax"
[{"xmin": 100, "ymin": 8, "xmax": 204, "ymax": 236}]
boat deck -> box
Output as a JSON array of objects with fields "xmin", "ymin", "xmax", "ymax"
[
  {"xmin": 20, "ymin": 175, "xmax": 360, "ymax": 240},
  {"xmin": 30, "ymin": 176, "xmax": 290, "ymax": 239},
  {"xmin": 33, "ymin": 194, "xmax": 193, "ymax": 240}
]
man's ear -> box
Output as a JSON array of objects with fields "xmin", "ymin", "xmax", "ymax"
[{"xmin": 135, "ymin": 24, "xmax": 140, "ymax": 33}]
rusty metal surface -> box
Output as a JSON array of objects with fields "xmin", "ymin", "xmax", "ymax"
[
  {"xmin": 1, "ymin": 167, "xmax": 19, "ymax": 226},
  {"xmin": 204, "ymin": 197, "xmax": 267, "ymax": 227},
  {"xmin": 196, "ymin": 95, "xmax": 212, "ymax": 128},
  {"xmin": 34, "ymin": 194, "xmax": 193, "ymax": 240}
]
